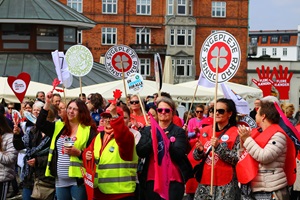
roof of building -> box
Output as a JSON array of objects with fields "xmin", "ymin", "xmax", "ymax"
[
  {"xmin": 0, "ymin": 0, "xmax": 95, "ymax": 29},
  {"xmin": 249, "ymin": 29, "xmax": 298, "ymax": 35},
  {"xmin": 0, "ymin": 53, "xmax": 118, "ymax": 88}
]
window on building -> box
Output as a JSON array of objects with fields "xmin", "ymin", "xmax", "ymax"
[
  {"xmin": 188, "ymin": 0, "xmax": 192, "ymax": 15},
  {"xmin": 283, "ymin": 48, "xmax": 287, "ymax": 56},
  {"xmin": 261, "ymin": 36, "xmax": 268, "ymax": 43},
  {"xmin": 77, "ymin": 30, "xmax": 82, "ymax": 44},
  {"xmin": 271, "ymin": 35, "xmax": 279, "ymax": 43},
  {"xmin": 281, "ymin": 35, "xmax": 290, "ymax": 43},
  {"xmin": 272, "ymin": 48, "xmax": 277, "ymax": 56},
  {"xmin": 102, "ymin": 27, "xmax": 117, "ymax": 45},
  {"xmin": 67, "ymin": 0, "xmax": 82, "ymax": 13},
  {"xmin": 167, "ymin": 0, "xmax": 173, "ymax": 15},
  {"xmin": 136, "ymin": 28, "xmax": 150, "ymax": 48},
  {"xmin": 212, "ymin": 1, "xmax": 226, "ymax": 17},
  {"xmin": 262, "ymin": 48, "xmax": 266, "ymax": 55},
  {"xmin": 137, "ymin": 0, "xmax": 151, "ymax": 15},
  {"xmin": 139, "ymin": 58, "xmax": 151, "ymax": 76},
  {"xmin": 250, "ymin": 37, "xmax": 258, "ymax": 45},
  {"xmin": 1, "ymin": 24, "xmax": 31, "ymax": 49},
  {"xmin": 36, "ymin": 26, "xmax": 59, "ymax": 50},
  {"xmin": 173, "ymin": 59, "xmax": 192, "ymax": 77},
  {"xmin": 102, "ymin": 0, "xmax": 117, "ymax": 14},
  {"xmin": 177, "ymin": 0, "xmax": 186, "ymax": 15},
  {"xmin": 170, "ymin": 28, "xmax": 193, "ymax": 46}
]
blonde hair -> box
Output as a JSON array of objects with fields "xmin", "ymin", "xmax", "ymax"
[{"xmin": 281, "ymin": 103, "xmax": 295, "ymax": 114}]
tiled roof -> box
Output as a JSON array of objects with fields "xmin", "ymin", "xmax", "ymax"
[
  {"xmin": 0, "ymin": 53, "xmax": 118, "ymax": 88},
  {"xmin": 0, "ymin": 0, "xmax": 95, "ymax": 29}
]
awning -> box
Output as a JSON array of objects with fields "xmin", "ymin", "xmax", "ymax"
[{"xmin": 0, "ymin": 53, "xmax": 118, "ymax": 89}]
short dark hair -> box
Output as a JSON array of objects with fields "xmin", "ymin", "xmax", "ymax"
[
  {"xmin": 160, "ymin": 92, "xmax": 172, "ymax": 99},
  {"xmin": 259, "ymin": 101, "xmax": 279, "ymax": 124},
  {"xmin": 79, "ymin": 93, "xmax": 86, "ymax": 98}
]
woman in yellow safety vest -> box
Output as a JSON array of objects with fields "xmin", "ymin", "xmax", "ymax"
[{"xmin": 36, "ymin": 91, "xmax": 97, "ymax": 200}]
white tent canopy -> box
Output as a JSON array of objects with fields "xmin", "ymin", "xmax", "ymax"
[
  {"xmin": 177, "ymin": 80, "xmax": 263, "ymax": 108},
  {"xmin": 68, "ymin": 80, "xmax": 223, "ymax": 103},
  {"xmin": 0, "ymin": 77, "xmax": 66, "ymax": 103}
]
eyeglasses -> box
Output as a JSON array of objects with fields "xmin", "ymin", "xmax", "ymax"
[
  {"xmin": 195, "ymin": 110, "xmax": 204, "ymax": 114},
  {"xmin": 216, "ymin": 109, "xmax": 226, "ymax": 114},
  {"xmin": 130, "ymin": 100, "xmax": 140, "ymax": 105},
  {"xmin": 157, "ymin": 108, "xmax": 172, "ymax": 114}
]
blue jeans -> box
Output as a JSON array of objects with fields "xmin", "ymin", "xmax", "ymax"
[
  {"xmin": 22, "ymin": 188, "xmax": 33, "ymax": 200},
  {"xmin": 56, "ymin": 185, "xmax": 86, "ymax": 200}
]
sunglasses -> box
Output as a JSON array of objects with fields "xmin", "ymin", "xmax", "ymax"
[
  {"xmin": 195, "ymin": 110, "xmax": 204, "ymax": 114},
  {"xmin": 216, "ymin": 109, "xmax": 226, "ymax": 114},
  {"xmin": 87, "ymin": 97, "xmax": 91, "ymax": 100},
  {"xmin": 130, "ymin": 100, "xmax": 140, "ymax": 105},
  {"xmin": 157, "ymin": 108, "xmax": 172, "ymax": 114},
  {"xmin": 8, "ymin": 107, "xmax": 13, "ymax": 110}
]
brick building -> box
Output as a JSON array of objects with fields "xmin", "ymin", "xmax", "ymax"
[{"xmin": 61, "ymin": 0, "xmax": 249, "ymax": 84}]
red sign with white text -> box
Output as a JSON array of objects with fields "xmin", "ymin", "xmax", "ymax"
[
  {"xmin": 7, "ymin": 72, "xmax": 31, "ymax": 103},
  {"xmin": 252, "ymin": 65, "xmax": 293, "ymax": 100}
]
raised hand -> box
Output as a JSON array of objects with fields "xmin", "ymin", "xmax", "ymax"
[
  {"xmin": 252, "ymin": 65, "xmax": 273, "ymax": 97},
  {"xmin": 269, "ymin": 65, "xmax": 293, "ymax": 100}
]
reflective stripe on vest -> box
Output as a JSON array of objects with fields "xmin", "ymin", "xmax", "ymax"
[
  {"xmin": 45, "ymin": 121, "xmax": 90, "ymax": 178},
  {"xmin": 93, "ymin": 133, "xmax": 138, "ymax": 194}
]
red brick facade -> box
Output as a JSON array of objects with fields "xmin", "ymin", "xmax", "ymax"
[{"xmin": 60, "ymin": 0, "xmax": 249, "ymax": 84}]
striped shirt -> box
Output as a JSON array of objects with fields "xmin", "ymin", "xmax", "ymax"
[{"xmin": 55, "ymin": 136, "xmax": 77, "ymax": 187}]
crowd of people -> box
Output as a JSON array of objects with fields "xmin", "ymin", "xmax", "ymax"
[{"xmin": 0, "ymin": 89, "xmax": 300, "ymax": 200}]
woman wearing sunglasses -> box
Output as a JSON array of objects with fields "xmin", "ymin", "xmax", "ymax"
[
  {"xmin": 136, "ymin": 97, "xmax": 193, "ymax": 200},
  {"xmin": 193, "ymin": 98, "xmax": 240, "ymax": 200},
  {"xmin": 129, "ymin": 95, "xmax": 146, "ymax": 130},
  {"xmin": 187, "ymin": 104, "xmax": 206, "ymax": 139}
]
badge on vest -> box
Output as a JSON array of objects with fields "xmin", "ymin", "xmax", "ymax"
[
  {"xmin": 202, "ymin": 133, "xmax": 208, "ymax": 138},
  {"xmin": 221, "ymin": 134, "xmax": 229, "ymax": 142},
  {"xmin": 109, "ymin": 146, "xmax": 115, "ymax": 152}
]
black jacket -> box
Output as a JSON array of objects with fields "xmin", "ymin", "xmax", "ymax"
[
  {"xmin": 13, "ymin": 121, "xmax": 54, "ymax": 189},
  {"xmin": 136, "ymin": 122, "xmax": 193, "ymax": 188}
]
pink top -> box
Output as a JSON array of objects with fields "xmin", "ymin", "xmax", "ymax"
[
  {"xmin": 147, "ymin": 154, "xmax": 183, "ymax": 183},
  {"xmin": 187, "ymin": 117, "xmax": 205, "ymax": 133}
]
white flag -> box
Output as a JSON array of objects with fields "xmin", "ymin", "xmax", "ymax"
[
  {"xmin": 220, "ymin": 83, "xmax": 249, "ymax": 115},
  {"xmin": 198, "ymin": 72, "xmax": 215, "ymax": 88}
]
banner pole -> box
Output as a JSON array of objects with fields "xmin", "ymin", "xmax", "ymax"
[
  {"xmin": 79, "ymin": 77, "xmax": 82, "ymax": 99},
  {"xmin": 185, "ymin": 84, "xmax": 199, "ymax": 126},
  {"xmin": 121, "ymin": 61, "xmax": 128, "ymax": 104},
  {"xmin": 210, "ymin": 56, "xmax": 219, "ymax": 196},
  {"xmin": 138, "ymin": 94, "xmax": 149, "ymax": 126}
]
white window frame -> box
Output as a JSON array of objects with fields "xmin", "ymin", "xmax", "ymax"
[
  {"xmin": 136, "ymin": 0, "xmax": 151, "ymax": 15},
  {"xmin": 170, "ymin": 28, "xmax": 193, "ymax": 46},
  {"xmin": 272, "ymin": 48, "xmax": 277, "ymax": 56},
  {"xmin": 262, "ymin": 48, "xmax": 266, "ymax": 55},
  {"xmin": 212, "ymin": 1, "xmax": 226, "ymax": 18},
  {"xmin": 102, "ymin": 27, "xmax": 117, "ymax": 45},
  {"xmin": 136, "ymin": 28, "xmax": 151, "ymax": 47},
  {"xmin": 177, "ymin": 0, "xmax": 186, "ymax": 15},
  {"xmin": 77, "ymin": 30, "xmax": 82, "ymax": 44},
  {"xmin": 283, "ymin": 48, "xmax": 287, "ymax": 56},
  {"xmin": 167, "ymin": 0, "xmax": 174, "ymax": 15},
  {"xmin": 173, "ymin": 59, "xmax": 193, "ymax": 77},
  {"xmin": 102, "ymin": 0, "xmax": 117, "ymax": 14},
  {"xmin": 188, "ymin": 0, "xmax": 193, "ymax": 15},
  {"xmin": 67, "ymin": 0, "xmax": 83, "ymax": 13},
  {"xmin": 139, "ymin": 58, "xmax": 151, "ymax": 76}
]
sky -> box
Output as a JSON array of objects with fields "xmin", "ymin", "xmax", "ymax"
[{"xmin": 249, "ymin": 0, "xmax": 300, "ymax": 30}]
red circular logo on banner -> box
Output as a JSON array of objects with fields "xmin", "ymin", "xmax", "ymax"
[
  {"xmin": 200, "ymin": 31, "xmax": 241, "ymax": 83},
  {"xmin": 105, "ymin": 45, "xmax": 139, "ymax": 78}
]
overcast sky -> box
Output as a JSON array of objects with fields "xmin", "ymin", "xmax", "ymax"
[{"xmin": 249, "ymin": 0, "xmax": 300, "ymax": 30}]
